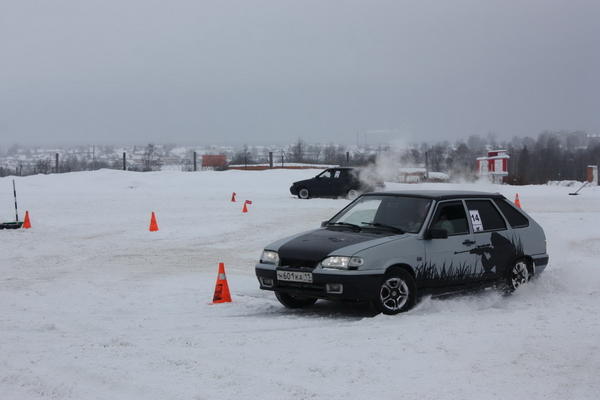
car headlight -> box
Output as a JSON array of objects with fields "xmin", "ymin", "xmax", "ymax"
[
  {"xmin": 322, "ymin": 256, "xmax": 364, "ymax": 270},
  {"xmin": 261, "ymin": 250, "xmax": 279, "ymax": 265}
]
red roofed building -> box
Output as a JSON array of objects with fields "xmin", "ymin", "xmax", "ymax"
[
  {"xmin": 202, "ymin": 155, "xmax": 227, "ymax": 170},
  {"xmin": 476, "ymin": 150, "xmax": 510, "ymax": 184}
]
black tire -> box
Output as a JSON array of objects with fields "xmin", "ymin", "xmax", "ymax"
[
  {"xmin": 372, "ymin": 268, "xmax": 417, "ymax": 315},
  {"xmin": 298, "ymin": 187, "xmax": 310, "ymax": 199},
  {"xmin": 504, "ymin": 258, "xmax": 532, "ymax": 293},
  {"xmin": 275, "ymin": 291, "xmax": 318, "ymax": 309}
]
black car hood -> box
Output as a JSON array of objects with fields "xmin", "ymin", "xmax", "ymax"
[
  {"xmin": 277, "ymin": 228, "xmax": 382, "ymax": 265},
  {"xmin": 291, "ymin": 178, "xmax": 311, "ymax": 187}
]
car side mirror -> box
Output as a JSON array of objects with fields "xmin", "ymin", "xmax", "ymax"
[
  {"xmin": 321, "ymin": 221, "xmax": 329, "ymax": 227},
  {"xmin": 427, "ymin": 228, "xmax": 448, "ymax": 239}
]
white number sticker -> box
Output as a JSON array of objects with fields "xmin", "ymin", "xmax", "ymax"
[{"xmin": 470, "ymin": 210, "xmax": 484, "ymax": 232}]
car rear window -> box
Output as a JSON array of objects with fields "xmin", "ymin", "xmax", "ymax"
[
  {"xmin": 465, "ymin": 200, "xmax": 507, "ymax": 232},
  {"xmin": 493, "ymin": 198, "xmax": 529, "ymax": 228}
]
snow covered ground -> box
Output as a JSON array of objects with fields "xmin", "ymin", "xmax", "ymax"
[{"xmin": 1, "ymin": 169, "xmax": 599, "ymax": 399}]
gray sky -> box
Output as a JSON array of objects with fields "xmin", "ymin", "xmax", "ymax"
[{"xmin": 1, "ymin": 1, "xmax": 599, "ymax": 148}]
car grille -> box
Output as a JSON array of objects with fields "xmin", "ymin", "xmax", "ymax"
[{"xmin": 279, "ymin": 258, "xmax": 318, "ymax": 270}]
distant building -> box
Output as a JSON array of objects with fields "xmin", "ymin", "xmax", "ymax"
[
  {"xmin": 588, "ymin": 134, "xmax": 600, "ymax": 147},
  {"xmin": 587, "ymin": 165, "xmax": 598, "ymax": 184},
  {"xmin": 202, "ymin": 155, "xmax": 227, "ymax": 170},
  {"xmin": 397, "ymin": 167, "xmax": 426, "ymax": 183},
  {"xmin": 476, "ymin": 150, "xmax": 509, "ymax": 184},
  {"xmin": 396, "ymin": 167, "xmax": 449, "ymax": 183}
]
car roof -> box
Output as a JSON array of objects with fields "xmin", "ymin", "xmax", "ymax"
[{"xmin": 364, "ymin": 190, "xmax": 505, "ymax": 200}]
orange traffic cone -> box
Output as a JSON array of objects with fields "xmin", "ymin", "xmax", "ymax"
[
  {"xmin": 23, "ymin": 211, "xmax": 31, "ymax": 229},
  {"xmin": 231, "ymin": 192, "xmax": 236, "ymax": 202},
  {"xmin": 149, "ymin": 212, "xmax": 159, "ymax": 231},
  {"xmin": 514, "ymin": 194, "xmax": 522, "ymax": 209},
  {"xmin": 212, "ymin": 262, "xmax": 232, "ymax": 303},
  {"xmin": 242, "ymin": 199, "xmax": 252, "ymax": 213}
]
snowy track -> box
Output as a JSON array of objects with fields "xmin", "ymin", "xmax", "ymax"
[{"xmin": 1, "ymin": 170, "xmax": 599, "ymax": 399}]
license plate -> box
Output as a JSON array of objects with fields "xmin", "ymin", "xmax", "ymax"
[{"xmin": 277, "ymin": 270, "xmax": 313, "ymax": 283}]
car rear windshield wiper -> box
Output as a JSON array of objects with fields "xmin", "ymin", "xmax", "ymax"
[
  {"xmin": 361, "ymin": 222, "xmax": 405, "ymax": 234},
  {"xmin": 326, "ymin": 222, "xmax": 362, "ymax": 231}
]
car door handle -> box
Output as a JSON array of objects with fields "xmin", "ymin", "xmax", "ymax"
[{"xmin": 462, "ymin": 240, "xmax": 476, "ymax": 246}]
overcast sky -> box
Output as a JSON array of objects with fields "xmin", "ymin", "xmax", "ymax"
[{"xmin": 1, "ymin": 1, "xmax": 599, "ymax": 148}]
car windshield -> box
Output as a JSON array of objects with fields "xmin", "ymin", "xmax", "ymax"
[{"xmin": 328, "ymin": 195, "xmax": 432, "ymax": 234}]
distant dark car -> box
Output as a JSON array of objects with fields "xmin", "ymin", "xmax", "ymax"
[
  {"xmin": 290, "ymin": 167, "xmax": 385, "ymax": 199},
  {"xmin": 256, "ymin": 190, "xmax": 549, "ymax": 315}
]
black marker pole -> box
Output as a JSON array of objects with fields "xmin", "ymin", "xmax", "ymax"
[{"xmin": 13, "ymin": 180, "xmax": 19, "ymax": 222}]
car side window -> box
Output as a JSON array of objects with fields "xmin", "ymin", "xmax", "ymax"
[
  {"xmin": 465, "ymin": 200, "xmax": 507, "ymax": 232},
  {"xmin": 430, "ymin": 201, "xmax": 470, "ymax": 235},
  {"xmin": 334, "ymin": 170, "xmax": 342, "ymax": 178},
  {"xmin": 493, "ymin": 198, "xmax": 529, "ymax": 228},
  {"xmin": 320, "ymin": 170, "xmax": 332, "ymax": 179}
]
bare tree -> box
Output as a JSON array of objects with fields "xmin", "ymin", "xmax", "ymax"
[
  {"xmin": 427, "ymin": 143, "xmax": 448, "ymax": 172},
  {"xmin": 142, "ymin": 143, "xmax": 163, "ymax": 171},
  {"xmin": 448, "ymin": 142, "xmax": 476, "ymax": 180},
  {"xmin": 231, "ymin": 144, "xmax": 253, "ymax": 165},
  {"xmin": 323, "ymin": 143, "xmax": 343, "ymax": 165},
  {"xmin": 306, "ymin": 144, "xmax": 322, "ymax": 163},
  {"xmin": 35, "ymin": 159, "xmax": 52, "ymax": 174},
  {"xmin": 290, "ymin": 138, "xmax": 306, "ymax": 163}
]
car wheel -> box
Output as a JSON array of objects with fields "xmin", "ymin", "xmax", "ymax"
[
  {"xmin": 347, "ymin": 189, "xmax": 359, "ymax": 200},
  {"xmin": 298, "ymin": 187, "xmax": 310, "ymax": 199},
  {"xmin": 505, "ymin": 258, "xmax": 532, "ymax": 293},
  {"xmin": 372, "ymin": 268, "xmax": 417, "ymax": 315},
  {"xmin": 275, "ymin": 291, "xmax": 318, "ymax": 308}
]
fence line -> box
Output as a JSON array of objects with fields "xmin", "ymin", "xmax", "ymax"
[{"xmin": 0, "ymin": 160, "xmax": 327, "ymax": 177}]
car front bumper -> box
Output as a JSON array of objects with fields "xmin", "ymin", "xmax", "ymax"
[{"xmin": 255, "ymin": 263, "xmax": 383, "ymax": 301}]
